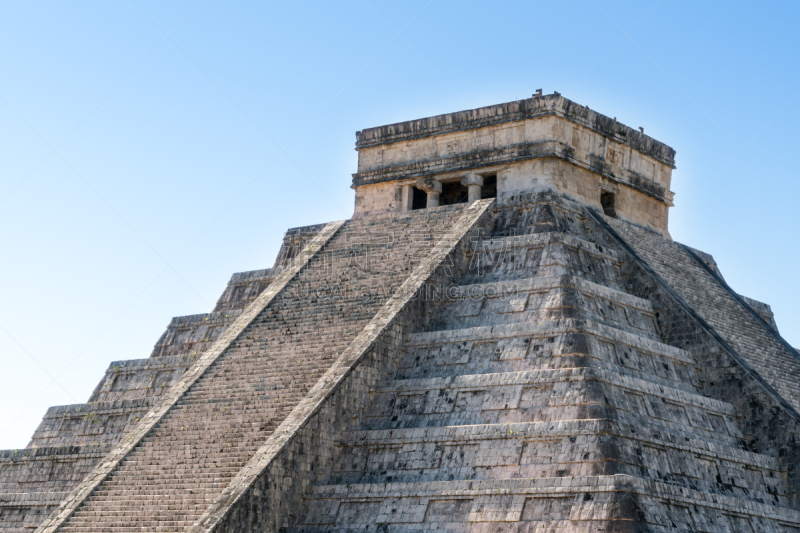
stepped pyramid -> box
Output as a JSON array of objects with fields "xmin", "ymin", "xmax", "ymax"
[{"xmin": 1, "ymin": 93, "xmax": 799, "ymax": 532}]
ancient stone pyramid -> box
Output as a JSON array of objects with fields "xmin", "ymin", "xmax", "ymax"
[{"xmin": 2, "ymin": 93, "xmax": 799, "ymax": 532}]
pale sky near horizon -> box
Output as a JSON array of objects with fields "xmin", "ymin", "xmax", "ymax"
[{"xmin": 1, "ymin": 0, "xmax": 798, "ymax": 449}]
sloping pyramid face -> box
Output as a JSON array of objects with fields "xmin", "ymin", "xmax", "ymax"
[
  {"xmin": 293, "ymin": 194, "xmax": 800, "ymax": 532},
  {"xmin": 49, "ymin": 206, "xmax": 469, "ymax": 532},
  {"xmin": 2, "ymin": 192, "xmax": 800, "ymax": 532}
]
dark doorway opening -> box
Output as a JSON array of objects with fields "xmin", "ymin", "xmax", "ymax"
[
  {"xmin": 440, "ymin": 181, "xmax": 468, "ymax": 206},
  {"xmin": 601, "ymin": 191, "xmax": 617, "ymax": 218},
  {"xmin": 482, "ymin": 174, "xmax": 498, "ymax": 199},
  {"xmin": 411, "ymin": 187, "xmax": 427, "ymax": 210}
]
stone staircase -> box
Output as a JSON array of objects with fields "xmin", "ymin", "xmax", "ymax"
[
  {"xmin": 42, "ymin": 205, "xmax": 468, "ymax": 532},
  {"xmin": 294, "ymin": 194, "xmax": 800, "ymax": 532}
]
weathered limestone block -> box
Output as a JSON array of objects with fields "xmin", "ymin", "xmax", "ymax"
[
  {"xmin": 0, "ymin": 493, "xmax": 64, "ymax": 533},
  {"xmin": 741, "ymin": 294, "xmax": 779, "ymax": 331},
  {"xmin": 212, "ymin": 268, "xmax": 279, "ymax": 313},
  {"xmin": 27, "ymin": 399, "xmax": 155, "ymax": 448},
  {"xmin": 272, "ymin": 223, "xmax": 327, "ymax": 268},
  {"xmin": 88, "ymin": 354, "xmax": 195, "ymax": 403},
  {"xmin": 150, "ymin": 311, "xmax": 243, "ymax": 358},
  {"xmin": 0, "ymin": 446, "xmax": 111, "ymax": 494}
]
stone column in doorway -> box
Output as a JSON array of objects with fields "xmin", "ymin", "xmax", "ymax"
[
  {"xmin": 461, "ymin": 173, "xmax": 483, "ymax": 203},
  {"xmin": 416, "ymin": 178, "xmax": 442, "ymax": 208},
  {"xmin": 400, "ymin": 184, "xmax": 414, "ymax": 212}
]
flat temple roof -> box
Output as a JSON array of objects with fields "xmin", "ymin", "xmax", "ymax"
[{"xmin": 355, "ymin": 93, "xmax": 676, "ymax": 168}]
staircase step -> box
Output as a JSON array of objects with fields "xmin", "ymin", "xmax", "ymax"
[
  {"xmin": 452, "ymin": 275, "xmax": 651, "ymax": 312},
  {"xmin": 365, "ymin": 368, "xmax": 740, "ymax": 445},
  {"xmin": 429, "ymin": 275, "xmax": 658, "ymax": 338},
  {"xmin": 330, "ymin": 419, "xmax": 784, "ymax": 504},
  {"xmin": 461, "ymin": 230, "xmax": 626, "ymax": 289},
  {"xmin": 470, "ymin": 232, "xmax": 621, "ymax": 263},
  {"xmin": 401, "ymin": 318, "xmax": 697, "ymax": 391}
]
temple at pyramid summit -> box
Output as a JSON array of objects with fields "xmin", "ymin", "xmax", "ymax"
[{"xmin": 2, "ymin": 92, "xmax": 800, "ymax": 532}]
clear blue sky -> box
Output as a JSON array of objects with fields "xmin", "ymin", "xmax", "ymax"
[{"xmin": 1, "ymin": 1, "xmax": 798, "ymax": 449}]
